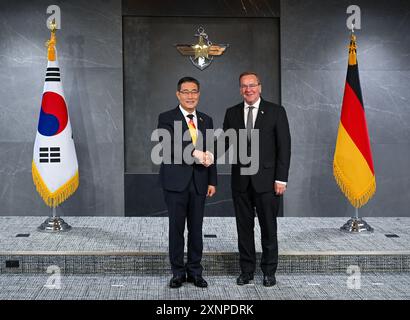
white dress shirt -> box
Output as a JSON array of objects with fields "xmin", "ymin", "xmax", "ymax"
[
  {"xmin": 244, "ymin": 98, "xmax": 260, "ymax": 128},
  {"xmin": 179, "ymin": 105, "xmax": 198, "ymax": 134}
]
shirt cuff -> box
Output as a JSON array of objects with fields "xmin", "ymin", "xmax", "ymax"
[{"xmin": 275, "ymin": 180, "xmax": 287, "ymax": 186}]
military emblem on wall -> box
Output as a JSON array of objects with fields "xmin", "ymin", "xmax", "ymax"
[{"xmin": 175, "ymin": 27, "xmax": 229, "ymax": 70}]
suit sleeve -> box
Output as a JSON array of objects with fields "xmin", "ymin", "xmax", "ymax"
[{"xmin": 275, "ymin": 107, "xmax": 291, "ymax": 182}]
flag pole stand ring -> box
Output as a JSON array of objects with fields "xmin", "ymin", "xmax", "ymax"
[
  {"xmin": 37, "ymin": 207, "xmax": 72, "ymax": 232},
  {"xmin": 340, "ymin": 208, "xmax": 373, "ymax": 233},
  {"xmin": 340, "ymin": 217, "xmax": 373, "ymax": 233}
]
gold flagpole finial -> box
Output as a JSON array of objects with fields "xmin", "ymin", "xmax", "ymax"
[
  {"xmin": 348, "ymin": 32, "xmax": 357, "ymax": 66},
  {"xmin": 49, "ymin": 18, "xmax": 57, "ymax": 32},
  {"xmin": 46, "ymin": 19, "xmax": 57, "ymax": 61}
]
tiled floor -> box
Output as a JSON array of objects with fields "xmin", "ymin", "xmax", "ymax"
[
  {"xmin": 1, "ymin": 217, "xmax": 409, "ymax": 300},
  {"xmin": 0, "ymin": 273, "xmax": 409, "ymax": 300}
]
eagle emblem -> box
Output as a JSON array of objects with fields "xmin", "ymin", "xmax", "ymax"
[{"xmin": 175, "ymin": 27, "xmax": 229, "ymax": 70}]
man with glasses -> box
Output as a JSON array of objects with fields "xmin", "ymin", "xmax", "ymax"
[
  {"xmin": 158, "ymin": 77, "xmax": 217, "ymax": 288},
  {"xmin": 223, "ymin": 72, "xmax": 291, "ymax": 287}
]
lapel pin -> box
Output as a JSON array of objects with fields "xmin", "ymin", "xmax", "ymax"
[
  {"xmin": 199, "ymin": 117, "xmax": 203, "ymax": 121},
  {"xmin": 261, "ymin": 111, "xmax": 264, "ymax": 114}
]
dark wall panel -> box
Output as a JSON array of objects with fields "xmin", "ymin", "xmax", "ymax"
[
  {"xmin": 125, "ymin": 174, "xmax": 235, "ymax": 217},
  {"xmin": 123, "ymin": 17, "xmax": 280, "ymax": 216},
  {"xmin": 122, "ymin": 0, "xmax": 280, "ymax": 17},
  {"xmin": 123, "ymin": 17, "xmax": 280, "ymax": 173}
]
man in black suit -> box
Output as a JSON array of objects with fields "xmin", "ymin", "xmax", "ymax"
[
  {"xmin": 223, "ymin": 72, "xmax": 291, "ymax": 287},
  {"xmin": 158, "ymin": 77, "xmax": 217, "ymax": 288}
]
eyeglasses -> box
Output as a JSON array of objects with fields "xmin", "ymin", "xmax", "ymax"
[
  {"xmin": 240, "ymin": 83, "xmax": 260, "ymax": 89},
  {"xmin": 179, "ymin": 90, "xmax": 199, "ymax": 95}
]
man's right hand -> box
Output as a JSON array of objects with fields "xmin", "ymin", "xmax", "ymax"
[
  {"xmin": 193, "ymin": 150, "xmax": 206, "ymax": 164},
  {"xmin": 274, "ymin": 182, "xmax": 287, "ymax": 195}
]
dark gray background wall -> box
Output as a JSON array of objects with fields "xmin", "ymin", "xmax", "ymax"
[{"xmin": 1, "ymin": 0, "xmax": 409, "ymax": 217}]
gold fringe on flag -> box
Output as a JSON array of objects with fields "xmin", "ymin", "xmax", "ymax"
[
  {"xmin": 32, "ymin": 161, "xmax": 79, "ymax": 207},
  {"xmin": 333, "ymin": 163, "xmax": 376, "ymax": 208}
]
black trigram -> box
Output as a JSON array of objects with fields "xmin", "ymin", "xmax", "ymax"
[
  {"xmin": 39, "ymin": 147, "xmax": 61, "ymax": 163},
  {"xmin": 45, "ymin": 67, "xmax": 60, "ymax": 82}
]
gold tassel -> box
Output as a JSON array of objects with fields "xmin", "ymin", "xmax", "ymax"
[
  {"xmin": 348, "ymin": 34, "xmax": 357, "ymax": 66},
  {"xmin": 46, "ymin": 19, "xmax": 57, "ymax": 61},
  {"xmin": 32, "ymin": 161, "xmax": 79, "ymax": 207},
  {"xmin": 333, "ymin": 163, "xmax": 376, "ymax": 208}
]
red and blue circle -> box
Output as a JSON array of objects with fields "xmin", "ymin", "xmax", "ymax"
[{"xmin": 38, "ymin": 92, "xmax": 68, "ymax": 136}]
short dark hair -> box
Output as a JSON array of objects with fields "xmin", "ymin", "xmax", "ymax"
[
  {"xmin": 177, "ymin": 77, "xmax": 200, "ymax": 91},
  {"xmin": 239, "ymin": 72, "xmax": 261, "ymax": 85}
]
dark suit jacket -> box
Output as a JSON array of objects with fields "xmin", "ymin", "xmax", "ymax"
[
  {"xmin": 158, "ymin": 106, "xmax": 217, "ymax": 195},
  {"xmin": 223, "ymin": 98, "xmax": 291, "ymax": 193}
]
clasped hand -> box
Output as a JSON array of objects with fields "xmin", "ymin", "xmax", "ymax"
[{"xmin": 192, "ymin": 150, "xmax": 213, "ymax": 167}]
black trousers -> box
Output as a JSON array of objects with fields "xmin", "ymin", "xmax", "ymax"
[
  {"xmin": 233, "ymin": 182, "xmax": 279, "ymax": 275},
  {"xmin": 164, "ymin": 179, "xmax": 206, "ymax": 277}
]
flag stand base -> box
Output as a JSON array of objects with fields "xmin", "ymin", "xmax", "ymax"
[
  {"xmin": 37, "ymin": 216, "xmax": 72, "ymax": 232},
  {"xmin": 340, "ymin": 217, "xmax": 373, "ymax": 233}
]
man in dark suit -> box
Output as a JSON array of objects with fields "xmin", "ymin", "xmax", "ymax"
[
  {"xmin": 158, "ymin": 77, "xmax": 217, "ymax": 288},
  {"xmin": 223, "ymin": 72, "xmax": 291, "ymax": 287}
]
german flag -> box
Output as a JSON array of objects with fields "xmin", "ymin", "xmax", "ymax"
[{"xmin": 333, "ymin": 34, "xmax": 376, "ymax": 208}]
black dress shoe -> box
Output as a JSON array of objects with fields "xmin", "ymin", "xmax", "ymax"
[
  {"xmin": 263, "ymin": 274, "xmax": 276, "ymax": 287},
  {"xmin": 169, "ymin": 275, "xmax": 186, "ymax": 288},
  {"xmin": 236, "ymin": 273, "xmax": 254, "ymax": 285},
  {"xmin": 187, "ymin": 275, "xmax": 208, "ymax": 288}
]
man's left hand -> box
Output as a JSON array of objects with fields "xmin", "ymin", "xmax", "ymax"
[
  {"xmin": 274, "ymin": 182, "xmax": 287, "ymax": 195},
  {"xmin": 207, "ymin": 185, "xmax": 216, "ymax": 197}
]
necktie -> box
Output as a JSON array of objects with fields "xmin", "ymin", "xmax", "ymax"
[
  {"xmin": 187, "ymin": 114, "xmax": 197, "ymax": 145},
  {"xmin": 246, "ymin": 106, "xmax": 254, "ymax": 141}
]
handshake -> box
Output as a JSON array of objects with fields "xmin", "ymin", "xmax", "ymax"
[{"xmin": 192, "ymin": 150, "xmax": 214, "ymax": 167}]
